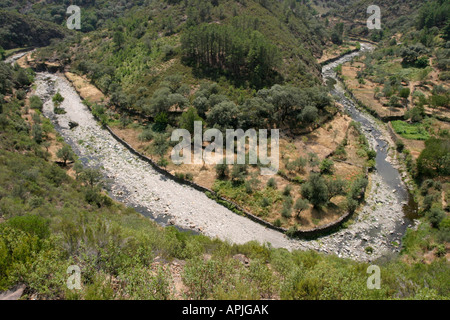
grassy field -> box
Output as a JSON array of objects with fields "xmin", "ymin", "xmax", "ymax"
[{"xmin": 391, "ymin": 120, "xmax": 431, "ymax": 140}]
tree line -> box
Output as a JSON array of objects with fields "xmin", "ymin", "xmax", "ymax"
[{"xmin": 181, "ymin": 22, "xmax": 281, "ymax": 88}]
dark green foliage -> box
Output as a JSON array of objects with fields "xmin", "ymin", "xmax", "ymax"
[
  {"xmin": 301, "ymin": 173, "xmax": 329, "ymax": 208},
  {"xmin": 0, "ymin": 9, "xmax": 67, "ymax": 49},
  {"xmin": 294, "ymin": 198, "xmax": 309, "ymax": 217},
  {"xmin": 29, "ymin": 95, "xmax": 43, "ymax": 111},
  {"xmin": 267, "ymin": 178, "xmax": 277, "ymax": 189},
  {"xmin": 152, "ymin": 112, "xmax": 169, "ymax": 133},
  {"xmin": 5, "ymin": 215, "xmax": 50, "ymax": 240},
  {"xmin": 405, "ymin": 105, "xmax": 426, "ymax": 123},
  {"xmin": 215, "ymin": 163, "xmax": 229, "ymax": 179},
  {"xmin": 331, "ymin": 22, "xmax": 344, "ymax": 45},
  {"xmin": 346, "ymin": 197, "xmax": 359, "ymax": 214},
  {"xmin": 326, "ymin": 178, "xmax": 347, "ymax": 201},
  {"xmin": 396, "ymin": 140, "xmax": 405, "ymax": 153},
  {"xmin": 15, "ymin": 68, "xmax": 32, "ymax": 87},
  {"xmin": 150, "ymin": 132, "xmax": 170, "ymax": 157},
  {"xmin": 400, "ymin": 44, "xmax": 429, "ymax": 67},
  {"xmin": 52, "ymin": 92, "xmax": 65, "ymax": 114},
  {"xmin": 56, "ymin": 145, "xmax": 75, "ymax": 166},
  {"xmin": 256, "ymin": 85, "xmax": 331, "ymax": 128},
  {"xmin": 231, "ymin": 164, "xmax": 248, "ymax": 185},
  {"xmin": 32, "ymin": 124, "xmax": 43, "ymax": 144},
  {"xmin": 182, "ymin": 21, "xmax": 281, "ymax": 88},
  {"xmin": 179, "ymin": 107, "xmax": 203, "ymax": 135},
  {"xmin": 282, "ymin": 185, "xmax": 292, "ymax": 196},
  {"xmin": 319, "ymin": 158, "xmax": 335, "ymax": 175},
  {"xmin": 417, "ymin": 138, "xmax": 450, "ymax": 177},
  {"xmin": 348, "ymin": 176, "xmax": 369, "ymax": 202},
  {"xmin": 417, "ymin": 0, "xmax": 450, "ymax": 30},
  {"xmin": 426, "ymin": 207, "xmax": 445, "ymax": 228}
]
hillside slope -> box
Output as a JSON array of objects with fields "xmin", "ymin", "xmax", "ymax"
[{"xmin": 0, "ymin": 10, "xmax": 68, "ymax": 49}]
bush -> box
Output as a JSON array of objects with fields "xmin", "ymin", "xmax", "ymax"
[
  {"xmin": 319, "ymin": 159, "xmax": 334, "ymax": 175},
  {"xmin": 282, "ymin": 185, "xmax": 292, "ymax": 196},
  {"xmin": 426, "ymin": 207, "xmax": 445, "ymax": 228},
  {"xmin": 6, "ymin": 215, "xmax": 50, "ymax": 240},
  {"xmin": 365, "ymin": 246, "xmax": 374, "ymax": 254},
  {"xmin": 16, "ymin": 89, "xmax": 26, "ymax": 100},
  {"xmin": 267, "ymin": 178, "xmax": 277, "ymax": 189},
  {"xmin": 152, "ymin": 112, "xmax": 169, "ymax": 132},
  {"xmin": 396, "ymin": 140, "xmax": 405, "ymax": 153},
  {"xmin": 281, "ymin": 206, "xmax": 292, "ymax": 219},
  {"xmin": 273, "ymin": 219, "xmax": 282, "ymax": 227},
  {"xmin": 138, "ymin": 129, "xmax": 154, "ymax": 142},
  {"xmin": 231, "ymin": 164, "xmax": 247, "ymax": 185},
  {"xmin": 162, "ymin": 45, "xmax": 176, "ymax": 60},
  {"xmin": 215, "ymin": 163, "xmax": 229, "ymax": 179},
  {"xmin": 52, "ymin": 92, "xmax": 64, "ymax": 107},
  {"xmin": 261, "ymin": 197, "xmax": 271, "ymax": 208},
  {"xmin": 157, "ymin": 157, "xmax": 169, "ymax": 168}
]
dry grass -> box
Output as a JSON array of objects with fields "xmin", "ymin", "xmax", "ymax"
[
  {"xmin": 108, "ymin": 112, "xmax": 366, "ymax": 229},
  {"xmin": 342, "ymin": 62, "xmax": 406, "ymax": 118},
  {"xmin": 65, "ymin": 72, "xmax": 106, "ymax": 104},
  {"xmin": 318, "ymin": 43, "xmax": 357, "ymax": 64}
]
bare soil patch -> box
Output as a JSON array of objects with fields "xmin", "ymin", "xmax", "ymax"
[{"xmin": 65, "ymin": 72, "xmax": 106, "ymax": 104}]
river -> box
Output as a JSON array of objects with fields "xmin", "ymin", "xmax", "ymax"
[
  {"xmin": 6, "ymin": 46, "xmax": 418, "ymax": 261},
  {"xmin": 322, "ymin": 43, "xmax": 419, "ymax": 225}
]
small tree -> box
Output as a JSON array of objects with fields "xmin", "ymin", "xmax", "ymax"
[
  {"xmin": 294, "ymin": 198, "xmax": 309, "ymax": 218},
  {"xmin": 215, "ymin": 163, "xmax": 229, "ymax": 179},
  {"xmin": 113, "ymin": 31, "xmax": 125, "ymax": 49},
  {"xmin": 396, "ymin": 140, "xmax": 405, "ymax": 153},
  {"xmin": 267, "ymin": 177, "xmax": 277, "ymax": 189},
  {"xmin": 282, "ymin": 185, "xmax": 292, "ymax": 196},
  {"xmin": 151, "ymin": 133, "xmax": 170, "ymax": 157},
  {"xmin": 56, "ymin": 145, "xmax": 75, "ymax": 166},
  {"xmin": 73, "ymin": 161, "xmax": 84, "ymax": 179},
  {"xmin": 417, "ymin": 138, "xmax": 450, "ymax": 177},
  {"xmin": 426, "ymin": 207, "xmax": 445, "ymax": 228},
  {"xmin": 32, "ymin": 124, "xmax": 43, "ymax": 144},
  {"xmin": 180, "ymin": 107, "xmax": 203, "ymax": 135},
  {"xmin": 80, "ymin": 167, "xmax": 103, "ymax": 188},
  {"xmin": 326, "ymin": 178, "xmax": 347, "ymax": 202},
  {"xmin": 231, "ymin": 164, "xmax": 247, "ymax": 185},
  {"xmin": 301, "ymin": 173, "xmax": 329, "ymax": 208},
  {"xmin": 52, "ymin": 92, "xmax": 64, "ymax": 107},
  {"xmin": 319, "ymin": 158, "xmax": 335, "ymax": 175}
]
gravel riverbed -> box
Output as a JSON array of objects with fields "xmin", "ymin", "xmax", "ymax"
[{"xmin": 34, "ymin": 71, "xmax": 415, "ymax": 262}]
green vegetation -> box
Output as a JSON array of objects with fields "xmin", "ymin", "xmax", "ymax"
[
  {"xmin": 417, "ymin": 138, "xmax": 450, "ymax": 177},
  {"xmin": 181, "ymin": 20, "xmax": 281, "ymax": 88},
  {"xmin": 0, "ymin": 0, "xmax": 448, "ymax": 301},
  {"xmin": 391, "ymin": 120, "xmax": 431, "ymax": 140},
  {"xmin": 0, "ymin": 9, "xmax": 68, "ymax": 49}
]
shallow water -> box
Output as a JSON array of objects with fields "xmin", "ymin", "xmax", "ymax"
[{"xmin": 322, "ymin": 43, "xmax": 419, "ymax": 226}]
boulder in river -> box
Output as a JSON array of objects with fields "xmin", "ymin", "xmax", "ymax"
[{"xmin": 69, "ymin": 121, "xmax": 79, "ymax": 129}]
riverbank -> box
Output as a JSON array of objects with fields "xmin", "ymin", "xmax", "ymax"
[
  {"xmin": 31, "ymin": 69, "xmax": 414, "ymax": 261},
  {"xmin": 2, "ymin": 40, "xmax": 408, "ymax": 262}
]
